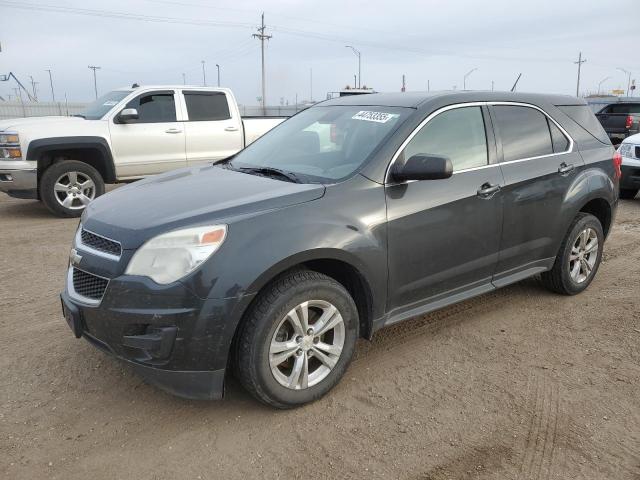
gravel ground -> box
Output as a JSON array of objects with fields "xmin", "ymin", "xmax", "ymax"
[{"xmin": 1, "ymin": 192, "xmax": 639, "ymax": 480}]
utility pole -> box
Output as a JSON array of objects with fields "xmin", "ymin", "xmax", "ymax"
[
  {"xmin": 491, "ymin": 80, "xmax": 495, "ymax": 91},
  {"xmin": 45, "ymin": 69, "xmax": 55, "ymax": 102},
  {"xmin": 463, "ymin": 68, "xmax": 477, "ymax": 90},
  {"xmin": 345, "ymin": 45, "xmax": 361, "ymax": 88},
  {"xmin": 29, "ymin": 75, "xmax": 39, "ymax": 101},
  {"xmin": 182, "ymin": 73, "xmax": 186, "ymax": 85},
  {"xmin": 574, "ymin": 52, "xmax": 586, "ymax": 97},
  {"xmin": 88, "ymin": 65, "xmax": 101, "ymax": 99},
  {"xmin": 310, "ymin": 68, "xmax": 313, "ymax": 102},
  {"xmin": 427, "ymin": 80, "xmax": 430, "ymax": 92},
  {"xmin": 253, "ymin": 12, "xmax": 272, "ymax": 114},
  {"xmin": 216, "ymin": 64, "xmax": 220, "ymax": 87},
  {"xmin": 617, "ymin": 67, "xmax": 631, "ymax": 97},
  {"xmin": 353, "ymin": 74, "xmax": 356, "ymax": 88},
  {"xmin": 201, "ymin": 60, "xmax": 206, "ymax": 86},
  {"xmin": 401, "ymin": 74, "xmax": 406, "ymax": 92}
]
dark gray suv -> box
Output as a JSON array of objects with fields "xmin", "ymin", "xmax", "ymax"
[{"xmin": 61, "ymin": 92, "xmax": 619, "ymax": 408}]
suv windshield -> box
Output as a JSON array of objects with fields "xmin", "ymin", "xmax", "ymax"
[
  {"xmin": 230, "ymin": 105, "xmax": 410, "ymax": 183},
  {"xmin": 79, "ymin": 90, "xmax": 132, "ymax": 120}
]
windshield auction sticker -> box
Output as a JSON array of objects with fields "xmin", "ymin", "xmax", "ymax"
[{"xmin": 352, "ymin": 111, "xmax": 399, "ymax": 123}]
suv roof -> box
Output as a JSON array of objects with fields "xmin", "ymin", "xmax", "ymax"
[{"xmin": 320, "ymin": 91, "xmax": 586, "ymax": 109}]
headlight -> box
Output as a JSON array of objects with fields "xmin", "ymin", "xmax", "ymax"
[
  {"xmin": 125, "ymin": 225, "xmax": 227, "ymax": 284},
  {"xmin": 0, "ymin": 133, "xmax": 19, "ymax": 144},
  {"xmin": 0, "ymin": 147, "xmax": 22, "ymax": 159}
]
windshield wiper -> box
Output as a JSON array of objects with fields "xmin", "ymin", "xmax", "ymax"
[{"xmin": 237, "ymin": 166, "xmax": 302, "ymax": 183}]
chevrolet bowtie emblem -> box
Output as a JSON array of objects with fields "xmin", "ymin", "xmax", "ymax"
[{"xmin": 70, "ymin": 248, "xmax": 83, "ymax": 267}]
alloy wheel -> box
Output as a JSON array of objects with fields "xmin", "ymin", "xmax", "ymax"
[
  {"xmin": 54, "ymin": 171, "xmax": 96, "ymax": 210},
  {"xmin": 568, "ymin": 227, "xmax": 598, "ymax": 284}
]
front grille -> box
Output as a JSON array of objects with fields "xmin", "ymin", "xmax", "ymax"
[
  {"xmin": 81, "ymin": 228, "xmax": 121, "ymax": 257},
  {"xmin": 72, "ymin": 268, "xmax": 108, "ymax": 301},
  {"xmin": 635, "ymin": 146, "xmax": 640, "ymax": 159}
]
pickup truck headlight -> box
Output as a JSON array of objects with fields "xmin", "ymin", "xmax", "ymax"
[
  {"xmin": 0, "ymin": 132, "xmax": 21, "ymax": 160},
  {"xmin": 125, "ymin": 225, "xmax": 227, "ymax": 284}
]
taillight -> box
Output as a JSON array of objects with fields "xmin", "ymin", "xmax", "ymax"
[
  {"xmin": 613, "ymin": 151, "xmax": 622, "ymax": 179},
  {"xmin": 625, "ymin": 115, "xmax": 633, "ymax": 129}
]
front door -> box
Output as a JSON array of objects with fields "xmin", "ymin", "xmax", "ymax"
[
  {"xmin": 385, "ymin": 105, "xmax": 504, "ymax": 317},
  {"xmin": 109, "ymin": 90, "xmax": 186, "ymax": 178}
]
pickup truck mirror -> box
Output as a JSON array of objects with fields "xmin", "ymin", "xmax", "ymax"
[
  {"xmin": 391, "ymin": 154, "xmax": 453, "ymax": 182},
  {"xmin": 118, "ymin": 108, "xmax": 139, "ymax": 123}
]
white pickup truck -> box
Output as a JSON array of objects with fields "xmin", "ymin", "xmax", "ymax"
[{"xmin": 0, "ymin": 85, "xmax": 286, "ymax": 217}]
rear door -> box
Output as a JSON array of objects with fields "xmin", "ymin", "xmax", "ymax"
[
  {"xmin": 385, "ymin": 105, "xmax": 504, "ymax": 315},
  {"xmin": 181, "ymin": 90, "xmax": 243, "ymax": 166},
  {"xmin": 490, "ymin": 103, "xmax": 583, "ymax": 285},
  {"xmin": 109, "ymin": 90, "xmax": 186, "ymax": 177}
]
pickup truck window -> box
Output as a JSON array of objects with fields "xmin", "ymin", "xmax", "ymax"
[
  {"xmin": 124, "ymin": 92, "xmax": 177, "ymax": 123},
  {"xmin": 402, "ymin": 106, "xmax": 488, "ymax": 171},
  {"xmin": 230, "ymin": 105, "xmax": 410, "ymax": 183},
  {"xmin": 79, "ymin": 90, "xmax": 131, "ymax": 120},
  {"xmin": 599, "ymin": 103, "xmax": 640, "ymax": 114},
  {"xmin": 493, "ymin": 105, "xmax": 553, "ymax": 162},
  {"xmin": 184, "ymin": 91, "xmax": 231, "ymax": 121}
]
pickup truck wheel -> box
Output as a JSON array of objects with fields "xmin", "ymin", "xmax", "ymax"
[
  {"xmin": 235, "ymin": 269, "xmax": 358, "ymax": 409},
  {"xmin": 541, "ymin": 213, "xmax": 604, "ymax": 295},
  {"xmin": 619, "ymin": 188, "xmax": 638, "ymax": 200},
  {"xmin": 40, "ymin": 160, "xmax": 105, "ymax": 218}
]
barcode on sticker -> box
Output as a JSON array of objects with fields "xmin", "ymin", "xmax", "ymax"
[{"xmin": 352, "ymin": 111, "xmax": 399, "ymax": 123}]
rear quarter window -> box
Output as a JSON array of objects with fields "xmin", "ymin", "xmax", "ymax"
[{"xmin": 557, "ymin": 105, "xmax": 609, "ymax": 144}]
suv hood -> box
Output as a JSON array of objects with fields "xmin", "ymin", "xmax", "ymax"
[
  {"xmin": 83, "ymin": 164, "xmax": 326, "ymax": 249},
  {"xmin": 0, "ymin": 116, "xmax": 85, "ymax": 131}
]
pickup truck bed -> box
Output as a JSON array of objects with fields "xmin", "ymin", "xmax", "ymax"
[{"xmin": 595, "ymin": 102, "xmax": 640, "ymax": 144}]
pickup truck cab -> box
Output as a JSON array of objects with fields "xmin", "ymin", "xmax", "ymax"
[
  {"xmin": 61, "ymin": 91, "xmax": 618, "ymax": 408},
  {"xmin": 595, "ymin": 101, "xmax": 640, "ymax": 145},
  {"xmin": 0, "ymin": 85, "xmax": 285, "ymax": 217},
  {"xmin": 617, "ymin": 132, "xmax": 640, "ymax": 199}
]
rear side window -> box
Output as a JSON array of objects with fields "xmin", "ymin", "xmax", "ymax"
[
  {"xmin": 402, "ymin": 106, "xmax": 488, "ymax": 171},
  {"xmin": 493, "ymin": 105, "xmax": 553, "ymax": 162},
  {"xmin": 548, "ymin": 120, "xmax": 570, "ymax": 153},
  {"xmin": 557, "ymin": 105, "xmax": 609, "ymax": 144},
  {"xmin": 125, "ymin": 92, "xmax": 176, "ymax": 123},
  {"xmin": 184, "ymin": 91, "xmax": 231, "ymax": 121},
  {"xmin": 603, "ymin": 103, "xmax": 640, "ymax": 114}
]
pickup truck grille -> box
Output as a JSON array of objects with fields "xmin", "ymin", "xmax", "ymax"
[
  {"xmin": 81, "ymin": 228, "xmax": 122, "ymax": 257},
  {"xmin": 635, "ymin": 146, "xmax": 640, "ymax": 159},
  {"xmin": 72, "ymin": 268, "xmax": 108, "ymax": 301}
]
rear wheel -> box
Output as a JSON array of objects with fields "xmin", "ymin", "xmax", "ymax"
[
  {"xmin": 40, "ymin": 160, "xmax": 105, "ymax": 217},
  {"xmin": 619, "ymin": 188, "xmax": 638, "ymax": 200},
  {"xmin": 541, "ymin": 213, "xmax": 604, "ymax": 295},
  {"xmin": 235, "ymin": 269, "xmax": 358, "ymax": 409}
]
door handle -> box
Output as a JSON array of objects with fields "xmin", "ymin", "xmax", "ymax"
[
  {"xmin": 224, "ymin": 126, "xmax": 239, "ymax": 132},
  {"xmin": 165, "ymin": 128, "xmax": 182, "ymax": 134},
  {"xmin": 477, "ymin": 183, "xmax": 501, "ymax": 198},
  {"xmin": 558, "ymin": 162, "xmax": 575, "ymax": 175}
]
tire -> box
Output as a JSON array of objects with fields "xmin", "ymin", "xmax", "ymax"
[
  {"xmin": 619, "ymin": 188, "xmax": 638, "ymax": 200},
  {"xmin": 235, "ymin": 269, "xmax": 359, "ymax": 409},
  {"xmin": 541, "ymin": 213, "xmax": 604, "ymax": 295},
  {"xmin": 40, "ymin": 160, "xmax": 105, "ymax": 218}
]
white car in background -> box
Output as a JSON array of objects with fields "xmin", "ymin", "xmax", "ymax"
[
  {"xmin": 617, "ymin": 133, "xmax": 640, "ymax": 199},
  {"xmin": 0, "ymin": 85, "xmax": 286, "ymax": 217}
]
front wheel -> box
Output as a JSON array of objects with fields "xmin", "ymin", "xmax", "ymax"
[
  {"xmin": 235, "ymin": 270, "xmax": 358, "ymax": 409},
  {"xmin": 40, "ymin": 160, "xmax": 105, "ymax": 218},
  {"xmin": 541, "ymin": 213, "xmax": 604, "ymax": 295}
]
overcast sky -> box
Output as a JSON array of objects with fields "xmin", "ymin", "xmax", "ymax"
[{"xmin": 0, "ymin": 0, "xmax": 638, "ymax": 105}]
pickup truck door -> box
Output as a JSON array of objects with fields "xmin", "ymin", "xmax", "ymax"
[
  {"xmin": 109, "ymin": 90, "xmax": 186, "ymax": 178},
  {"xmin": 180, "ymin": 90, "xmax": 244, "ymax": 166},
  {"xmin": 385, "ymin": 105, "xmax": 503, "ymax": 315}
]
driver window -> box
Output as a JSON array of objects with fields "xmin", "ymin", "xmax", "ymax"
[
  {"xmin": 402, "ymin": 106, "xmax": 488, "ymax": 171},
  {"xmin": 124, "ymin": 92, "xmax": 177, "ymax": 123}
]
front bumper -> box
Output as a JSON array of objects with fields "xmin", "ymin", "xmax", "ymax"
[
  {"xmin": 61, "ymin": 272, "xmax": 253, "ymax": 400},
  {"xmin": 0, "ymin": 167, "xmax": 37, "ymax": 199}
]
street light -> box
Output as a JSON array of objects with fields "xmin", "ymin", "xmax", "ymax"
[
  {"xmin": 201, "ymin": 60, "xmax": 206, "ymax": 86},
  {"xmin": 216, "ymin": 64, "xmax": 220, "ymax": 87},
  {"xmin": 597, "ymin": 76, "xmax": 611, "ymax": 95},
  {"xmin": 345, "ymin": 45, "xmax": 361, "ymax": 89},
  {"xmin": 617, "ymin": 67, "xmax": 631, "ymax": 97},
  {"xmin": 463, "ymin": 68, "xmax": 478, "ymax": 90}
]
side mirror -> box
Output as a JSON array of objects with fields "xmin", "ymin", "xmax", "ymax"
[
  {"xmin": 118, "ymin": 108, "xmax": 139, "ymax": 123},
  {"xmin": 391, "ymin": 154, "xmax": 453, "ymax": 182}
]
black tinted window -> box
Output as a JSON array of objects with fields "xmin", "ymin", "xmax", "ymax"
[
  {"xmin": 548, "ymin": 120, "xmax": 569, "ymax": 153},
  {"xmin": 493, "ymin": 106, "xmax": 553, "ymax": 162},
  {"xmin": 126, "ymin": 92, "xmax": 176, "ymax": 123},
  {"xmin": 403, "ymin": 106, "xmax": 488, "ymax": 171},
  {"xmin": 607, "ymin": 103, "xmax": 640, "ymax": 114},
  {"xmin": 558, "ymin": 105, "xmax": 609, "ymax": 144},
  {"xmin": 184, "ymin": 91, "xmax": 231, "ymax": 121}
]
